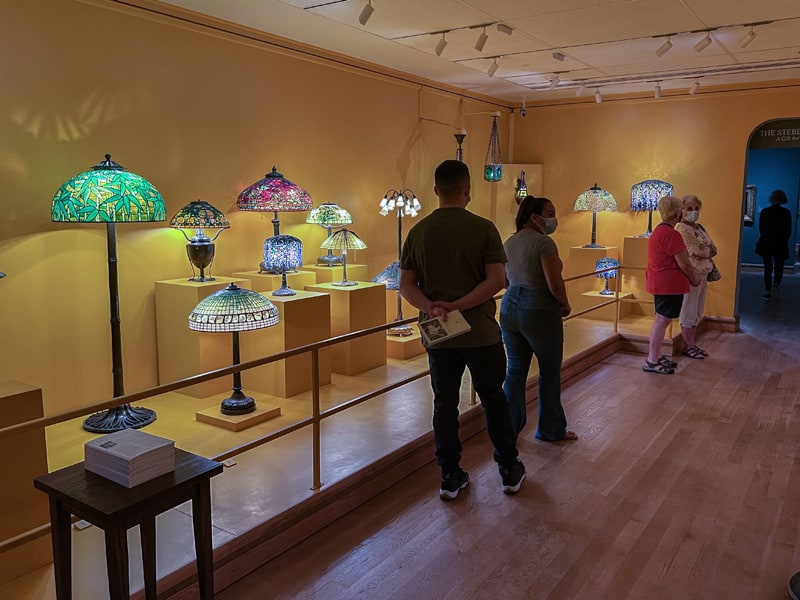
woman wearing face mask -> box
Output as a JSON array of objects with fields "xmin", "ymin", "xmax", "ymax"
[
  {"xmin": 675, "ymin": 194, "xmax": 717, "ymax": 359},
  {"xmin": 500, "ymin": 196, "xmax": 577, "ymax": 441}
]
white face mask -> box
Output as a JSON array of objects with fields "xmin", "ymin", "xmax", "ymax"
[{"xmin": 684, "ymin": 210, "xmax": 700, "ymax": 223}]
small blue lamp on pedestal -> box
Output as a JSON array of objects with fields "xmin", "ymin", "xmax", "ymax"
[
  {"xmin": 263, "ymin": 234, "xmax": 303, "ymax": 296},
  {"xmin": 595, "ymin": 257, "xmax": 620, "ymax": 295}
]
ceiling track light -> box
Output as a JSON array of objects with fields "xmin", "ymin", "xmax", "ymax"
[
  {"xmin": 358, "ymin": 0, "xmax": 374, "ymax": 26},
  {"xmin": 497, "ymin": 23, "xmax": 513, "ymax": 35},
  {"xmin": 435, "ymin": 32, "xmax": 448, "ymax": 57},
  {"xmin": 549, "ymin": 73, "xmax": 560, "ymax": 89},
  {"xmin": 655, "ymin": 36, "xmax": 673, "ymax": 58},
  {"xmin": 694, "ymin": 32, "xmax": 712, "ymax": 53},
  {"xmin": 552, "ymin": 51, "xmax": 565, "ymax": 62},
  {"xmin": 474, "ymin": 27, "xmax": 488, "ymax": 52},
  {"xmin": 740, "ymin": 26, "xmax": 757, "ymax": 48},
  {"xmin": 487, "ymin": 58, "xmax": 499, "ymax": 78},
  {"xmin": 576, "ymin": 82, "xmax": 587, "ymax": 97},
  {"xmin": 595, "ymin": 89, "xmax": 602, "ymax": 103},
  {"xmin": 689, "ymin": 79, "xmax": 700, "ymax": 94},
  {"xmin": 654, "ymin": 82, "xmax": 662, "ymax": 99}
]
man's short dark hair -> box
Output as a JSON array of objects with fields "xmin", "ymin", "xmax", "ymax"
[{"xmin": 435, "ymin": 160, "xmax": 470, "ymax": 198}]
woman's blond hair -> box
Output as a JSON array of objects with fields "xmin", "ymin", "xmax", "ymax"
[
  {"xmin": 658, "ymin": 195, "xmax": 682, "ymax": 221},
  {"xmin": 681, "ymin": 194, "xmax": 702, "ymax": 208}
]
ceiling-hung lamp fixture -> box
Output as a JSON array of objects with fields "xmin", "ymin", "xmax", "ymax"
[
  {"xmin": 552, "ymin": 51, "xmax": 565, "ymax": 62},
  {"xmin": 549, "ymin": 73, "xmax": 560, "ymax": 89},
  {"xmin": 435, "ymin": 32, "xmax": 448, "ymax": 56},
  {"xmin": 52, "ymin": 154, "xmax": 166, "ymax": 433},
  {"xmin": 497, "ymin": 23, "xmax": 513, "ymax": 35},
  {"xmin": 576, "ymin": 82, "xmax": 587, "ymax": 96},
  {"xmin": 474, "ymin": 26, "xmax": 488, "ymax": 52},
  {"xmin": 454, "ymin": 129, "xmax": 467, "ymax": 162},
  {"xmin": 573, "ymin": 183, "xmax": 617, "ymax": 248},
  {"xmin": 694, "ymin": 32, "xmax": 712, "ymax": 53},
  {"xmin": 169, "ymin": 200, "xmax": 230, "ymax": 282},
  {"xmin": 487, "ymin": 58, "xmax": 499, "ymax": 78},
  {"xmin": 689, "ymin": 78, "xmax": 701, "ymax": 95},
  {"xmin": 515, "ymin": 171, "xmax": 527, "ymax": 205},
  {"xmin": 654, "ymin": 82, "xmax": 662, "ymax": 99},
  {"xmin": 740, "ymin": 26, "xmax": 757, "ymax": 48},
  {"xmin": 358, "ymin": 0, "xmax": 374, "ymax": 26},
  {"xmin": 595, "ymin": 89, "xmax": 603, "ymax": 103},
  {"xmin": 655, "ymin": 36, "xmax": 673, "ymax": 57},
  {"xmin": 483, "ymin": 113, "xmax": 503, "ymax": 182}
]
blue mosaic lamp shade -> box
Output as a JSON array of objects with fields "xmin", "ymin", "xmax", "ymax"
[
  {"xmin": 630, "ymin": 180, "xmax": 674, "ymax": 212},
  {"xmin": 263, "ymin": 234, "xmax": 303, "ymax": 272},
  {"xmin": 573, "ymin": 183, "xmax": 617, "ymax": 213},
  {"xmin": 372, "ymin": 260, "xmax": 400, "ymax": 290},
  {"xmin": 595, "ymin": 257, "xmax": 620, "ymax": 295},
  {"xmin": 52, "ymin": 154, "xmax": 165, "ymax": 223}
]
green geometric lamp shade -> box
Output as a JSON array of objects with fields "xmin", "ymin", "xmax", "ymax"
[
  {"xmin": 52, "ymin": 154, "xmax": 166, "ymax": 223},
  {"xmin": 169, "ymin": 200, "xmax": 231, "ymax": 282},
  {"xmin": 52, "ymin": 154, "xmax": 165, "ymax": 433},
  {"xmin": 321, "ymin": 228, "xmax": 367, "ymax": 287},
  {"xmin": 306, "ymin": 202, "xmax": 353, "ymax": 266},
  {"xmin": 189, "ymin": 284, "xmax": 280, "ymax": 415}
]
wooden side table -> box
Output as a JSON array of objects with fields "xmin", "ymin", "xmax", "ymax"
[{"xmin": 34, "ymin": 448, "xmax": 223, "ymax": 600}]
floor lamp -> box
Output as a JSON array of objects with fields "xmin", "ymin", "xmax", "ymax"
[
  {"xmin": 188, "ymin": 284, "xmax": 280, "ymax": 415},
  {"xmin": 52, "ymin": 154, "xmax": 166, "ymax": 433}
]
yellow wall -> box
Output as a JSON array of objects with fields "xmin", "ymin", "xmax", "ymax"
[
  {"xmin": 0, "ymin": 0, "xmax": 508, "ymax": 414},
  {"xmin": 512, "ymin": 87, "xmax": 800, "ymax": 319}
]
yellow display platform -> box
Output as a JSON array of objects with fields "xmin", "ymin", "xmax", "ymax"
[
  {"xmin": 384, "ymin": 287, "xmax": 418, "ymax": 325},
  {"xmin": 155, "ymin": 276, "xmax": 250, "ymax": 399},
  {"xmin": 195, "ymin": 402, "xmax": 281, "ymax": 432},
  {"xmin": 575, "ymin": 290, "xmax": 633, "ymax": 321},
  {"xmin": 305, "ymin": 281, "xmax": 387, "ymax": 375},
  {"xmin": 240, "ymin": 290, "xmax": 333, "ymax": 398},
  {"xmin": 0, "ymin": 381, "xmax": 50, "ymax": 584},
  {"xmin": 231, "ymin": 270, "xmax": 317, "ymax": 295},
  {"xmin": 386, "ymin": 326, "xmax": 426, "ymax": 359},
  {"xmin": 565, "ymin": 245, "xmax": 619, "ymax": 298},
  {"xmin": 304, "ymin": 263, "xmax": 368, "ymax": 284}
]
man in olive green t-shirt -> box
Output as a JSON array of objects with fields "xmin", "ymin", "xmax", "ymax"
[{"xmin": 399, "ymin": 159, "xmax": 525, "ymax": 500}]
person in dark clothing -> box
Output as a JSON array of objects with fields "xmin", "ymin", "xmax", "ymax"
[{"xmin": 755, "ymin": 189, "xmax": 792, "ymax": 300}]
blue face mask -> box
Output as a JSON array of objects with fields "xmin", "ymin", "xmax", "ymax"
[{"xmin": 542, "ymin": 217, "xmax": 558, "ymax": 234}]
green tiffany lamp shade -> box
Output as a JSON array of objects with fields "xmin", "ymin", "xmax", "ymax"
[
  {"xmin": 321, "ymin": 228, "xmax": 367, "ymax": 287},
  {"xmin": 169, "ymin": 200, "xmax": 230, "ymax": 282},
  {"xmin": 306, "ymin": 202, "xmax": 353, "ymax": 266},
  {"xmin": 52, "ymin": 154, "xmax": 165, "ymax": 433},
  {"xmin": 573, "ymin": 183, "xmax": 617, "ymax": 248}
]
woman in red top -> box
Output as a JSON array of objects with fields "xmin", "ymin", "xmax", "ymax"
[{"xmin": 644, "ymin": 196, "xmax": 701, "ymax": 374}]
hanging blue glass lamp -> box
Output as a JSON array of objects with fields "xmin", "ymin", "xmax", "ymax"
[{"xmin": 484, "ymin": 114, "xmax": 503, "ymax": 182}]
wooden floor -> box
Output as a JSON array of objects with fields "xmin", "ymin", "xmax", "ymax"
[{"xmin": 216, "ymin": 270, "xmax": 800, "ymax": 600}]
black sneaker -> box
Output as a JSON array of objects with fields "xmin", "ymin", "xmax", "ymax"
[
  {"xmin": 500, "ymin": 461, "xmax": 526, "ymax": 495},
  {"xmin": 439, "ymin": 469, "xmax": 469, "ymax": 500},
  {"xmin": 789, "ymin": 571, "xmax": 800, "ymax": 600}
]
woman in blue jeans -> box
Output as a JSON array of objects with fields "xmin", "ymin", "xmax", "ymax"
[{"xmin": 500, "ymin": 196, "xmax": 577, "ymax": 441}]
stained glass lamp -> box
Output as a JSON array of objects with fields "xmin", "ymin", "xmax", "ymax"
[
  {"xmin": 515, "ymin": 170, "xmax": 527, "ymax": 205},
  {"xmin": 321, "ymin": 228, "xmax": 367, "ymax": 286},
  {"xmin": 52, "ymin": 154, "xmax": 166, "ymax": 433},
  {"xmin": 169, "ymin": 200, "xmax": 230, "ymax": 282},
  {"xmin": 263, "ymin": 234, "xmax": 303, "ymax": 296},
  {"xmin": 306, "ymin": 202, "xmax": 353, "ymax": 266},
  {"xmin": 631, "ymin": 179, "xmax": 674, "ymax": 237},
  {"xmin": 189, "ymin": 283, "xmax": 279, "ymax": 415},
  {"xmin": 484, "ymin": 115, "xmax": 502, "ymax": 182},
  {"xmin": 379, "ymin": 188, "xmax": 420, "ymax": 334},
  {"xmin": 595, "ymin": 257, "xmax": 620, "ymax": 295},
  {"xmin": 573, "ymin": 183, "xmax": 617, "ymax": 248},
  {"xmin": 237, "ymin": 166, "xmax": 312, "ymax": 272}
]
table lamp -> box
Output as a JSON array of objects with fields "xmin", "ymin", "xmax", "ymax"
[
  {"xmin": 378, "ymin": 188, "xmax": 420, "ymax": 335},
  {"xmin": 188, "ymin": 283, "xmax": 279, "ymax": 415},
  {"xmin": 305, "ymin": 202, "xmax": 353, "ymax": 265},
  {"xmin": 320, "ymin": 228, "xmax": 366, "ymax": 286},
  {"xmin": 237, "ymin": 166, "xmax": 312, "ymax": 272},
  {"xmin": 169, "ymin": 200, "xmax": 230, "ymax": 281},
  {"xmin": 574, "ymin": 183, "xmax": 617, "ymax": 248},
  {"xmin": 595, "ymin": 257, "xmax": 620, "ymax": 295},
  {"xmin": 263, "ymin": 234, "xmax": 303, "ymax": 296},
  {"xmin": 631, "ymin": 179, "xmax": 674, "ymax": 237},
  {"xmin": 52, "ymin": 154, "xmax": 166, "ymax": 433},
  {"xmin": 484, "ymin": 114, "xmax": 502, "ymax": 182}
]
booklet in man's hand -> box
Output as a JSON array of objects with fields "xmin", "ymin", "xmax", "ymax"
[{"xmin": 418, "ymin": 310, "xmax": 471, "ymax": 345}]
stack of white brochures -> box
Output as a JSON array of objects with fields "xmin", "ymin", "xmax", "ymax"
[
  {"xmin": 418, "ymin": 309, "xmax": 472, "ymax": 345},
  {"xmin": 84, "ymin": 428, "xmax": 175, "ymax": 488}
]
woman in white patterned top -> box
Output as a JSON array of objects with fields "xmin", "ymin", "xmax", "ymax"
[{"xmin": 675, "ymin": 194, "xmax": 717, "ymax": 359}]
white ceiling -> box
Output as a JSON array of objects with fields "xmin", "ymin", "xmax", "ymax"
[{"xmin": 161, "ymin": 0, "xmax": 800, "ymax": 103}]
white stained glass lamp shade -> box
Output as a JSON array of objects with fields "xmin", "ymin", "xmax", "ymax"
[
  {"xmin": 306, "ymin": 202, "xmax": 353, "ymax": 265},
  {"xmin": 573, "ymin": 183, "xmax": 617, "ymax": 248},
  {"xmin": 595, "ymin": 257, "xmax": 620, "ymax": 295},
  {"xmin": 321, "ymin": 228, "xmax": 367, "ymax": 286},
  {"xmin": 189, "ymin": 284, "xmax": 280, "ymax": 415},
  {"xmin": 630, "ymin": 179, "xmax": 674, "ymax": 237},
  {"xmin": 262, "ymin": 234, "xmax": 304, "ymax": 296}
]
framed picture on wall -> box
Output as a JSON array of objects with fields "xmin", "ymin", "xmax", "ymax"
[{"xmin": 744, "ymin": 184, "xmax": 756, "ymax": 226}]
